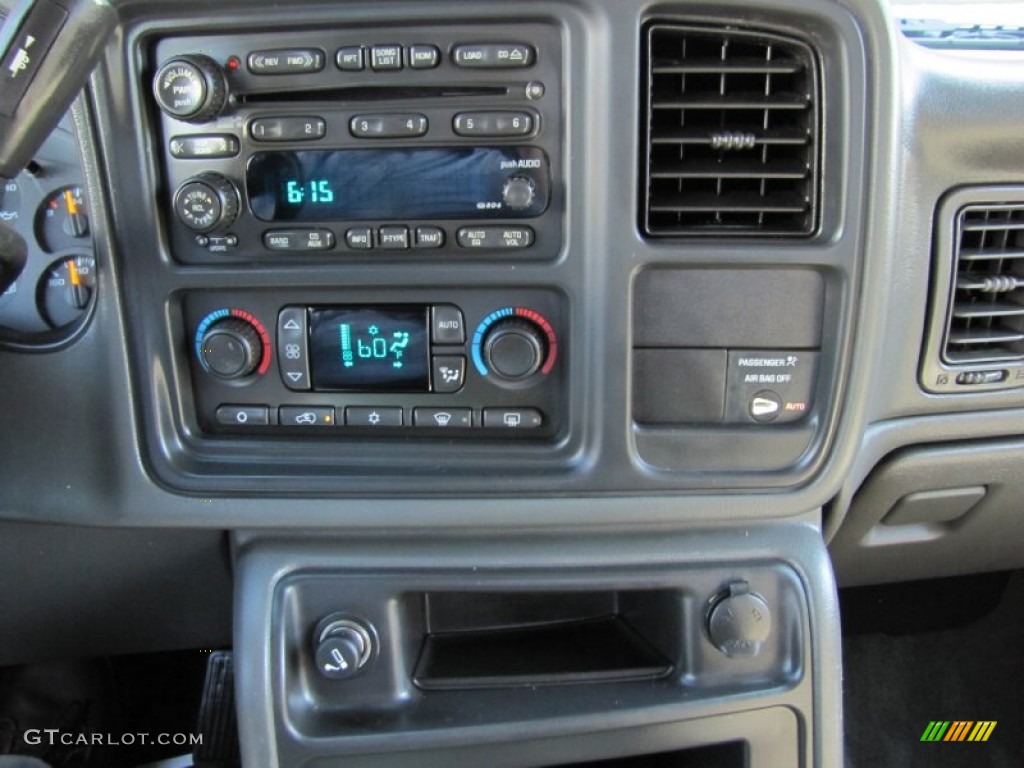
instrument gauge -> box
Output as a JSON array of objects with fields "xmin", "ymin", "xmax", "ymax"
[
  {"xmin": 36, "ymin": 251, "xmax": 96, "ymax": 329},
  {"xmin": 36, "ymin": 185, "xmax": 90, "ymax": 253}
]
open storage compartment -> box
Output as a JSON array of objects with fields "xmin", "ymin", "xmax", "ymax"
[{"xmin": 413, "ymin": 591, "xmax": 674, "ymax": 689}]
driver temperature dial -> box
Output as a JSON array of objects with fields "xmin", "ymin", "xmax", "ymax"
[{"xmin": 195, "ymin": 309, "xmax": 271, "ymax": 380}]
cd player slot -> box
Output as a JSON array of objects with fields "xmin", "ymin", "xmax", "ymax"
[{"xmin": 238, "ymin": 85, "xmax": 510, "ymax": 104}]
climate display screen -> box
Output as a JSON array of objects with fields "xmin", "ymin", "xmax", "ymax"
[
  {"xmin": 309, "ymin": 306, "xmax": 429, "ymax": 391},
  {"xmin": 246, "ymin": 147, "xmax": 549, "ymax": 221}
]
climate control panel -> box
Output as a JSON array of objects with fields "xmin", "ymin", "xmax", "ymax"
[{"xmin": 184, "ymin": 289, "xmax": 565, "ymax": 438}]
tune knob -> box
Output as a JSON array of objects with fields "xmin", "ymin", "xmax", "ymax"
[
  {"xmin": 501, "ymin": 175, "xmax": 537, "ymax": 211},
  {"xmin": 198, "ymin": 317, "xmax": 263, "ymax": 379},
  {"xmin": 153, "ymin": 55, "xmax": 229, "ymax": 123},
  {"xmin": 483, "ymin": 317, "xmax": 547, "ymax": 381},
  {"xmin": 174, "ymin": 173, "xmax": 239, "ymax": 232}
]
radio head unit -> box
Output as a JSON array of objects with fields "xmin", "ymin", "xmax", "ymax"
[{"xmin": 149, "ymin": 23, "xmax": 563, "ymax": 264}]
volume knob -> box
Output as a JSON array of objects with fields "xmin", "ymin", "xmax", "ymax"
[
  {"xmin": 198, "ymin": 318, "xmax": 263, "ymax": 379},
  {"xmin": 153, "ymin": 55, "xmax": 229, "ymax": 123},
  {"xmin": 174, "ymin": 173, "xmax": 239, "ymax": 233}
]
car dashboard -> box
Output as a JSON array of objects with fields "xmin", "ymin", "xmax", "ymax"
[{"xmin": 0, "ymin": 0, "xmax": 1023, "ymax": 766}]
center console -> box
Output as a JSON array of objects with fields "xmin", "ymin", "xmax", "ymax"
[{"xmin": 82, "ymin": 0, "xmax": 876, "ymax": 764}]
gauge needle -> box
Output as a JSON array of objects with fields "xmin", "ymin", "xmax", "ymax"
[
  {"xmin": 66, "ymin": 258, "xmax": 90, "ymax": 309},
  {"xmin": 67, "ymin": 258, "xmax": 80, "ymax": 287},
  {"xmin": 62, "ymin": 189, "xmax": 89, "ymax": 237}
]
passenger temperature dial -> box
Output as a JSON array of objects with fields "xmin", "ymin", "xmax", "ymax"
[
  {"xmin": 174, "ymin": 173, "xmax": 239, "ymax": 233},
  {"xmin": 194, "ymin": 309, "xmax": 271, "ymax": 380},
  {"xmin": 472, "ymin": 307, "xmax": 558, "ymax": 383}
]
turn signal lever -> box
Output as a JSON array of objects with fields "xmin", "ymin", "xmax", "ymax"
[{"xmin": 0, "ymin": 0, "xmax": 117, "ymax": 292}]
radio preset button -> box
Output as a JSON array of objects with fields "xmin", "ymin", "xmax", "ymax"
[
  {"xmin": 250, "ymin": 116, "xmax": 326, "ymax": 142},
  {"xmin": 370, "ymin": 45, "xmax": 403, "ymax": 71},
  {"xmin": 431, "ymin": 305, "xmax": 466, "ymax": 344},
  {"xmin": 377, "ymin": 226, "xmax": 410, "ymax": 249},
  {"xmin": 277, "ymin": 307, "xmax": 311, "ymax": 391},
  {"xmin": 456, "ymin": 226, "xmax": 535, "ymax": 249},
  {"xmin": 263, "ymin": 229, "xmax": 336, "ymax": 251},
  {"xmin": 346, "ymin": 407, "xmax": 403, "ymax": 427},
  {"xmin": 452, "ymin": 43, "xmax": 535, "ymax": 69},
  {"xmin": 248, "ymin": 48, "xmax": 326, "ymax": 75},
  {"xmin": 280, "ymin": 406, "xmax": 335, "ymax": 427},
  {"xmin": 483, "ymin": 408, "xmax": 543, "ymax": 429},
  {"xmin": 345, "ymin": 228, "xmax": 373, "ymax": 249},
  {"xmin": 432, "ymin": 356, "xmax": 466, "ymax": 394},
  {"xmin": 414, "ymin": 226, "xmax": 445, "ymax": 248},
  {"xmin": 408, "ymin": 45, "xmax": 441, "ymax": 69},
  {"xmin": 413, "ymin": 408, "xmax": 472, "ymax": 428},
  {"xmin": 336, "ymin": 46, "xmax": 365, "ymax": 71},
  {"xmin": 453, "ymin": 111, "xmax": 534, "ymax": 137},
  {"xmin": 216, "ymin": 405, "xmax": 271, "ymax": 427},
  {"xmin": 169, "ymin": 134, "xmax": 240, "ymax": 159},
  {"xmin": 350, "ymin": 114, "xmax": 428, "ymax": 139}
]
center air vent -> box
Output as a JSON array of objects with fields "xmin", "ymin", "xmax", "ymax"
[
  {"xmin": 943, "ymin": 205, "xmax": 1024, "ymax": 364},
  {"xmin": 642, "ymin": 25, "xmax": 820, "ymax": 237}
]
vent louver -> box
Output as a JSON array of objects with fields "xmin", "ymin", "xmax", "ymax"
[
  {"xmin": 642, "ymin": 25, "xmax": 820, "ymax": 236},
  {"xmin": 943, "ymin": 205, "xmax": 1024, "ymax": 364}
]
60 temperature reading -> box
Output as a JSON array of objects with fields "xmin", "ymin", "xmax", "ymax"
[{"xmin": 286, "ymin": 179, "xmax": 335, "ymax": 205}]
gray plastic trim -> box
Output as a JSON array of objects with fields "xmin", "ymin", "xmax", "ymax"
[{"xmin": 233, "ymin": 523, "xmax": 842, "ymax": 767}]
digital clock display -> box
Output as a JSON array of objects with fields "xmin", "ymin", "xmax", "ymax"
[
  {"xmin": 284, "ymin": 179, "xmax": 335, "ymax": 205},
  {"xmin": 309, "ymin": 306, "xmax": 430, "ymax": 391}
]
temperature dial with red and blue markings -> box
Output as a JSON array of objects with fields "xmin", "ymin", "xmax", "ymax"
[
  {"xmin": 472, "ymin": 307, "xmax": 558, "ymax": 382},
  {"xmin": 194, "ymin": 308, "xmax": 271, "ymax": 380}
]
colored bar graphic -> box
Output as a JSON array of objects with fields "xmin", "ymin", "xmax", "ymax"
[
  {"xmin": 969, "ymin": 722, "xmax": 998, "ymax": 742},
  {"xmin": 921, "ymin": 720, "xmax": 996, "ymax": 742},
  {"xmin": 944, "ymin": 721, "xmax": 972, "ymax": 741},
  {"xmin": 921, "ymin": 721, "xmax": 950, "ymax": 741}
]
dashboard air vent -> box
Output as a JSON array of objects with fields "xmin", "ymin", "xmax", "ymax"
[
  {"xmin": 642, "ymin": 25, "xmax": 819, "ymax": 237},
  {"xmin": 943, "ymin": 205, "xmax": 1024, "ymax": 364}
]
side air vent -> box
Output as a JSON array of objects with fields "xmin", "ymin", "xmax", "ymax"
[
  {"xmin": 943, "ymin": 205, "xmax": 1024, "ymax": 364},
  {"xmin": 642, "ymin": 25, "xmax": 820, "ymax": 237}
]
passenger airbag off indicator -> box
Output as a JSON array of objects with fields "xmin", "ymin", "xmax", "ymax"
[{"xmin": 724, "ymin": 350, "xmax": 818, "ymax": 424}]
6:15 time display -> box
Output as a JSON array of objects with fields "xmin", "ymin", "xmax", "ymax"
[{"xmin": 285, "ymin": 179, "xmax": 335, "ymax": 205}]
